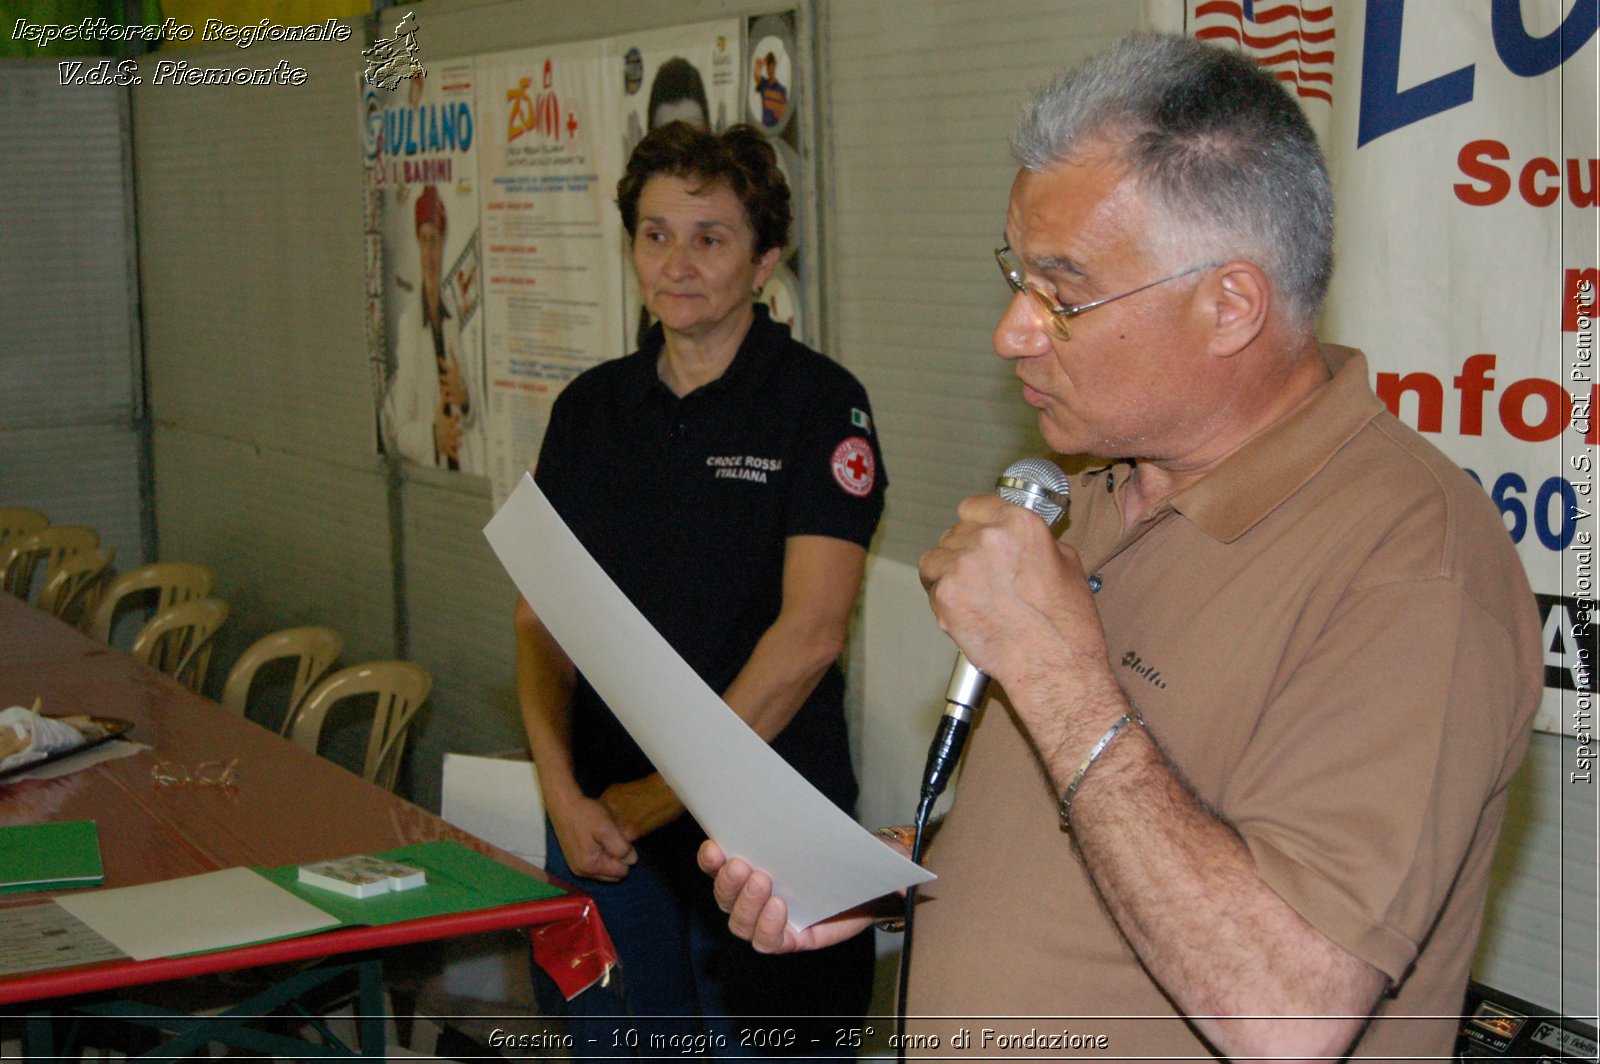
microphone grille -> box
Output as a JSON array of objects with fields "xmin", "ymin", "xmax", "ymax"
[{"xmin": 996, "ymin": 457, "xmax": 1071, "ymax": 527}]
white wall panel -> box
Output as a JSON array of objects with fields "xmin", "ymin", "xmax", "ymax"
[
  {"xmin": 134, "ymin": 37, "xmax": 371, "ymax": 461},
  {"xmin": 0, "ymin": 424, "xmax": 144, "ymax": 574},
  {"xmin": 0, "ymin": 63, "xmax": 146, "ymax": 568},
  {"xmin": 133, "ymin": 34, "xmax": 397, "ymax": 769},
  {"xmin": 398, "ymin": 472, "xmax": 524, "ymax": 812},
  {"xmin": 1477, "ymin": 732, "xmax": 1599, "ymax": 1017},
  {"xmin": 825, "ymin": 0, "xmax": 1145, "ymax": 565},
  {"xmin": 151, "ymin": 427, "xmax": 394, "ymax": 670}
]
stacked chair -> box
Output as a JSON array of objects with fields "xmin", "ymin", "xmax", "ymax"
[
  {"xmin": 0, "ymin": 507, "xmax": 48, "ymax": 560},
  {"xmin": 286, "ymin": 661, "xmax": 432, "ymax": 792},
  {"xmin": 130, "ymin": 598, "xmax": 230, "ymax": 694},
  {"xmin": 37, "ymin": 547, "xmax": 116, "ymax": 628},
  {"xmin": 2, "ymin": 505, "xmax": 432, "ymax": 800},
  {"xmin": 220, "ymin": 626, "xmax": 344, "ymax": 731},
  {"xmin": 218, "ymin": 629, "xmax": 430, "ymax": 794},
  {"xmin": 86, "ymin": 562, "xmax": 215, "ymax": 645},
  {"xmin": 2, "ymin": 525, "xmax": 100, "ymax": 603}
]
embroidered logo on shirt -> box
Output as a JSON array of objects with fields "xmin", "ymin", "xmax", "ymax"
[
  {"xmin": 1120, "ymin": 650, "xmax": 1168, "ymax": 689},
  {"xmin": 831, "ymin": 437, "xmax": 875, "ymax": 497},
  {"xmin": 851, "ymin": 407, "xmax": 872, "ymax": 433},
  {"xmin": 706, "ymin": 454, "xmax": 782, "ymax": 484}
]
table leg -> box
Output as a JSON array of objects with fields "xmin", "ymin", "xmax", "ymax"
[
  {"xmin": 356, "ymin": 955, "xmax": 387, "ymax": 1058},
  {"xmin": 21, "ymin": 1013, "xmax": 55, "ymax": 1062}
]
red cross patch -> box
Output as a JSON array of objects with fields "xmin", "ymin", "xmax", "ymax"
[{"xmin": 830, "ymin": 437, "xmax": 876, "ymax": 498}]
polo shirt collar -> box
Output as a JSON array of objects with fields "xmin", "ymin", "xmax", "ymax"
[
  {"xmin": 619, "ymin": 303, "xmax": 785, "ymax": 407},
  {"xmin": 1158, "ymin": 343, "xmax": 1384, "ymax": 543}
]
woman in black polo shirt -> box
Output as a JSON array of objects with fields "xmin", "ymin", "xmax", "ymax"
[{"xmin": 515, "ymin": 122, "xmax": 886, "ymax": 1060}]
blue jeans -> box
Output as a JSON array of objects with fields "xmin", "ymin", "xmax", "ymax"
[{"xmin": 532, "ymin": 819, "xmax": 873, "ymax": 1062}]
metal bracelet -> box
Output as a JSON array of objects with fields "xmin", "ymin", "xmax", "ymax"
[{"xmin": 1058, "ymin": 712, "xmax": 1140, "ymax": 832}]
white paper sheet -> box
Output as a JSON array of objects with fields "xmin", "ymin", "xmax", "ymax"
[
  {"xmin": 485, "ymin": 474, "xmax": 934, "ymax": 929},
  {"xmin": 55, "ymin": 868, "xmax": 340, "ymax": 961},
  {"xmin": 441, "ymin": 752, "xmax": 546, "ymax": 867}
]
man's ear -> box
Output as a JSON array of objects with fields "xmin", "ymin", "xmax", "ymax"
[{"xmin": 1203, "ymin": 261, "xmax": 1271, "ymax": 358}]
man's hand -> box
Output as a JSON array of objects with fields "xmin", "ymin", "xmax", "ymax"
[
  {"xmin": 918, "ymin": 493, "xmax": 1124, "ymax": 765},
  {"xmin": 698, "ymin": 840, "xmax": 875, "ymax": 954},
  {"xmin": 600, "ymin": 773, "xmax": 685, "ymax": 841},
  {"xmin": 548, "ymin": 795, "xmax": 637, "ymax": 882}
]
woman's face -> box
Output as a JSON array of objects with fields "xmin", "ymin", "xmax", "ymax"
[{"xmin": 632, "ymin": 175, "xmax": 779, "ymax": 342}]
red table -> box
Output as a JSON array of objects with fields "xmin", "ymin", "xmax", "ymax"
[{"xmin": 0, "ymin": 593, "xmax": 611, "ymax": 1057}]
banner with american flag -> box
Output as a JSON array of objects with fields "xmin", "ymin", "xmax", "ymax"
[
  {"xmin": 1185, "ymin": 0, "xmax": 1596, "ymax": 738},
  {"xmin": 1188, "ymin": 0, "xmax": 1336, "ymax": 141},
  {"xmin": 1191, "ymin": 0, "xmax": 1335, "ymax": 102}
]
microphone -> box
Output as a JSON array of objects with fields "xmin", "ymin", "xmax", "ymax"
[{"xmin": 919, "ymin": 457, "xmax": 1071, "ymax": 812}]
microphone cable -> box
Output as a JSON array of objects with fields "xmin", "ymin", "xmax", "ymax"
[{"xmin": 893, "ymin": 790, "xmax": 937, "ymax": 1063}]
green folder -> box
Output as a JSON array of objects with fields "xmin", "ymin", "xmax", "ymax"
[
  {"xmin": 254, "ymin": 839, "xmax": 565, "ymax": 927},
  {"xmin": 0, "ymin": 820, "xmax": 104, "ymax": 893}
]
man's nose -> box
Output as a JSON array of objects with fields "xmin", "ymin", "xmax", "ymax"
[{"xmin": 994, "ymin": 290, "xmax": 1053, "ymax": 360}]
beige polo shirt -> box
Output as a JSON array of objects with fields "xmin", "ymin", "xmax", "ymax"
[{"xmin": 907, "ymin": 346, "xmax": 1543, "ymax": 1060}]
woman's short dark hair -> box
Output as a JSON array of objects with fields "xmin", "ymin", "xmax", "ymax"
[{"xmin": 616, "ymin": 122, "xmax": 791, "ymax": 256}]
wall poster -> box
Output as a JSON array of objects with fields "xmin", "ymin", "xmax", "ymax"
[
  {"xmin": 476, "ymin": 40, "xmax": 624, "ymax": 505},
  {"xmin": 747, "ymin": 11, "xmax": 807, "ymax": 345},
  {"xmin": 369, "ymin": 61, "xmax": 488, "ymax": 477},
  {"xmin": 361, "ymin": 12, "xmax": 813, "ymax": 508}
]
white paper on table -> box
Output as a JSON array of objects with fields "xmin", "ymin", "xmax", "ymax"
[
  {"xmin": 441, "ymin": 751, "xmax": 546, "ymax": 867},
  {"xmin": 55, "ymin": 868, "xmax": 340, "ymax": 961},
  {"xmin": 485, "ymin": 474, "xmax": 934, "ymax": 929}
]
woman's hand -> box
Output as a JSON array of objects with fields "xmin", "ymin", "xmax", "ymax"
[
  {"xmin": 548, "ymin": 794, "xmax": 637, "ymax": 882},
  {"xmin": 599, "ymin": 773, "xmax": 686, "ymax": 841}
]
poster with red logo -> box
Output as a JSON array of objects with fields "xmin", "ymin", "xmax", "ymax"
[
  {"xmin": 1182, "ymin": 0, "xmax": 1597, "ymax": 736},
  {"xmin": 476, "ymin": 41, "xmax": 624, "ymax": 505}
]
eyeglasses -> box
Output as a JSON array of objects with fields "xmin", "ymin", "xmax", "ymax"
[
  {"xmin": 995, "ymin": 241, "xmax": 1215, "ymax": 340},
  {"xmin": 152, "ymin": 758, "xmax": 239, "ymax": 788}
]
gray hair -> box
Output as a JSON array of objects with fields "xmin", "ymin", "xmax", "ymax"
[{"xmin": 1012, "ymin": 33, "xmax": 1333, "ymax": 331}]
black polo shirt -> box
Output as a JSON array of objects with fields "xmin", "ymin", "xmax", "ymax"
[{"xmin": 534, "ymin": 306, "xmax": 887, "ymax": 815}]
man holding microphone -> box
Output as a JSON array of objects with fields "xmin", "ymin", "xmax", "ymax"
[{"xmin": 702, "ymin": 33, "xmax": 1542, "ymax": 1061}]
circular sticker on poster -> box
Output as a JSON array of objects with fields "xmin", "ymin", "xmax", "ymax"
[
  {"xmin": 746, "ymin": 20, "xmax": 794, "ymax": 137},
  {"xmin": 623, "ymin": 47, "xmax": 643, "ymax": 96},
  {"xmin": 362, "ymin": 85, "xmax": 383, "ymax": 163},
  {"xmin": 771, "ymin": 138, "xmax": 802, "ymax": 263},
  {"xmin": 757, "ymin": 262, "xmax": 803, "ymax": 342}
]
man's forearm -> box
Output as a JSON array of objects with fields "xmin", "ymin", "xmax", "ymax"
[{"xmin": 1045, "ymin": 699, "xmax": 1387, "ymax": 1061}]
